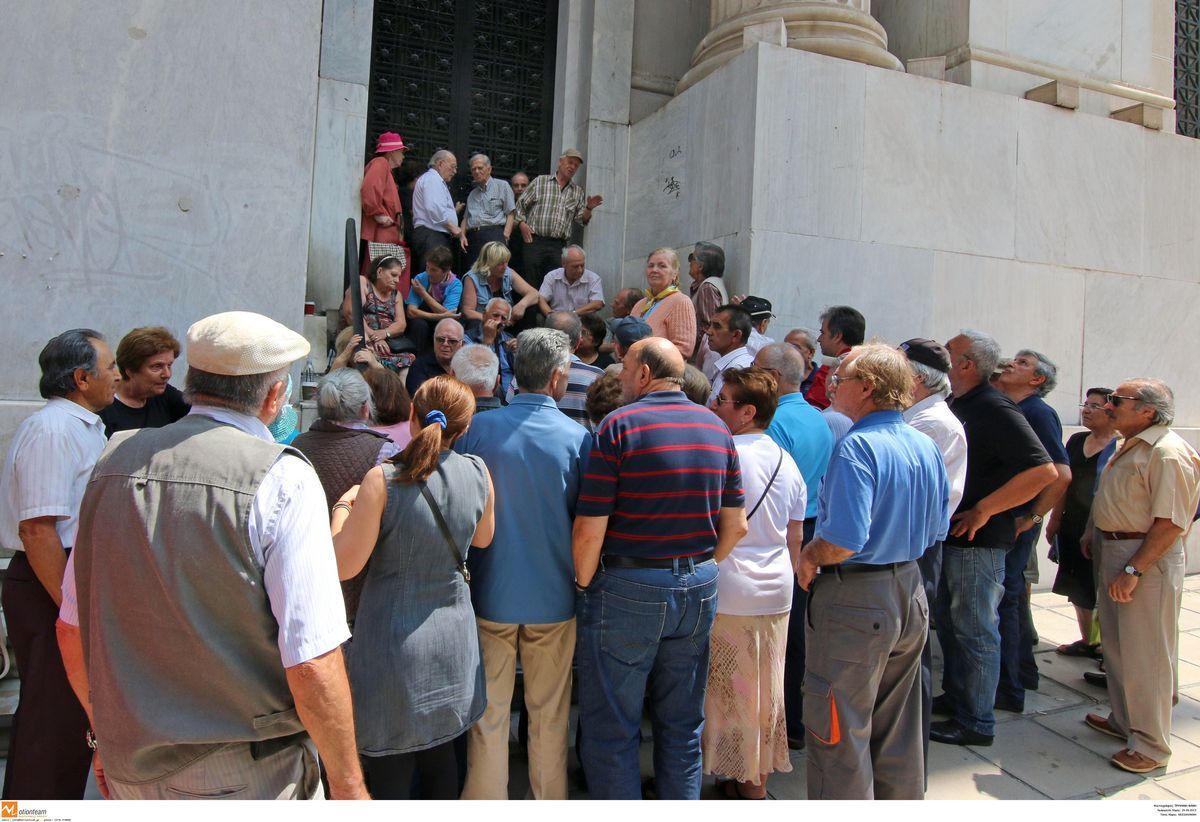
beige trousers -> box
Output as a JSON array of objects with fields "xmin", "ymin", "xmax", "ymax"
[
  {"xmin": 461, "ymin": 617, "xmax": 575, "ymax": 800},
  {"xmin": 1097, "ymin": 533, "xmax": 1184, "ymax": 763}
]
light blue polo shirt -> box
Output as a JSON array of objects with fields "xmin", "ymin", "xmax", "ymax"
[
  {"xmin": 766, "ymin": 392, "xmax": 834, "ymax": 519},
  {"xmin": 453, "ymin": 393, "xmax": 590, "ymax": 623},
  {"xmin": 405, "ymin": 271, "xmax": 462, "ymax": 312},
  {"xmin": 815, "ymin": 410, "xmax": 949, "ymax": 565}
]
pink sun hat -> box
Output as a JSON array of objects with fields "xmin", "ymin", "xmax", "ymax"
[{"xmin": 375, "ymin": 132, "xmax": 408, "ymax": 153}]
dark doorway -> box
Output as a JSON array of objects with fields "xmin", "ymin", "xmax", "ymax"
[{"xmin": 366, "ymin": 0, "xmax": 559, "ymax": 180}]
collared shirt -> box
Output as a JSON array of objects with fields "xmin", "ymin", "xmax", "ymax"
[
  {"xmin": 464, "ymin": 176, "xmax": 515, "ymax": 229},
  {"xmin": 816, "ymin": 410, "xmax": 949, "ymax": 565},
  {"xmin": 61, "ymin": 406, "xmax": 350, "ymax": 667},
  {"xmin": 766, "ymin": 392, "xmax": 834, "ymax": 519},
  {"xmin": 508, "ymin": 356, "xmax": 602, "ymax": 431},
  {"xmin": 1, "ymin": 397, "xmax": 107, "ymax": 552},
  {"xmin": 514, "ymin": 174, "xmax": 588, "ymax": 240},
  {"xmin": 454, "ymin": 393, "xmax": 591, "ymax": 624},
  {"xmin": 707, "ymin": 346, "xmax": 755, "ymax": 404},
  {"xmin": 405, "ymin": 354, "xmax": 450, "ymax": 396},
  {"xmin": 466, "ymin": 326, "xmax": 515, "ymax": 399},
  {"xmin": 412, "ymin": 167, "xmax": 458, "ymax": 233},
  {"xmin": 1093, "ymin": 424, "xmax": 1200, "ymax": 533},
  {"xmin": 539, "ymin": 267, "xmax": 604, "ymax": 313},
  {"xmin": 746, "ymin": 328, "xmax": 774, "ymax": 356},
  {"xmin": 473, "ymin": 395, "xmax": 502, "ymax": 414},
  {"xmin": 904, "ymin": 393, "xmax": 968, "ymax": 514}
]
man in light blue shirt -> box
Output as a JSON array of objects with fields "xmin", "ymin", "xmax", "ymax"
[
  {"xmin": 454, "ymin": 328, "xmax": 590, "ymax": 800},
  {"xmin": 411, "ymin": 149, "xmax": 461, "ymax": 275},
  {"xmin": 795, "ymin": 344, "xmax": 948, "ymax": 800}
]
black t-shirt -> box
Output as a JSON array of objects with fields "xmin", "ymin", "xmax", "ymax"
[
  {"xmin": 98, "ymin": 384, "xmax": 191, "ymax": 438},
  {"xmin": 946, "ymin": 382, "xmax": 1051, "ymax": 548},
  {"xmin": 405, "ymin": 353, "xmax": 449, "ymax": 396}
]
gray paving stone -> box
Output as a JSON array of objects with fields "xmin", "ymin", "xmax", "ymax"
[
  {"xmin": 1036, "ymin": 704, "xmax": 1200, "ymax": 776},
  {"xmin": 925, "ymin": 741, "xmax": 1046, "ymax": 800},
  {"xmin": 1153, "ymin": 769, "xmax": 1200, "ymax": 800}
]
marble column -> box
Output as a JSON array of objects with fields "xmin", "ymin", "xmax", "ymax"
[{"xmin": 676, "ymin": 0, "xmax": 901, "ymax": 92}]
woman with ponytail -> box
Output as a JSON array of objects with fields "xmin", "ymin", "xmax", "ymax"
[{"xmin": 331, "ymin": 375, "xmax": 495, "ymax": 798}]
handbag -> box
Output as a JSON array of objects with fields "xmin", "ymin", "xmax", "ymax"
[
  {"xmin": 418, "ymin": 479, "xmax": 471, "ymax": 583},
  {"xmin": 386, "ymin": 334, "xmax": 418, "ymax": 355},
  {"xmin": 746, "ymin": 444, "xmax": 785, "ymax": 521},
  {"xmin": 366, "ymin": 242, "xmax": 407, "ymax": 269}
]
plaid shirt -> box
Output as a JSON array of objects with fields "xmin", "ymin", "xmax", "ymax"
[{"xmin": 514, "ymin": 174, "xmax": 588, "ymax": 240}]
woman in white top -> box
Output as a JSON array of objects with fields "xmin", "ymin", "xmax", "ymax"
[{"xmin": 706, "ymin": 367, "xmax": 807, "ymax": 799}]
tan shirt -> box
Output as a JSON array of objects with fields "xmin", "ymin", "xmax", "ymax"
[{"xmin": 1092, "ymin": 425, "xmax": 1200, "ymax": 533}]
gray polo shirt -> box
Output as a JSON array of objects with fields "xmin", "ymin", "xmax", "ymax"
[{"xmin": 465, "ymin": 176, "xmax": 516, "ymax": 229}]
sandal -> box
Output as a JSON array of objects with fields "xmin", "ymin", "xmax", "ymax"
[{"xmin": 1056, "ymin": 639, "xmax": 1101, "ymax": 658}]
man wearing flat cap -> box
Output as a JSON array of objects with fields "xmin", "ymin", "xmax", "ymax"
[
  {"xmin": 59, "ymin": 311, "xmax": 368, "ymax": 800},
  {"xmin": 737, "ymin": 295, "xmax": 776, "ymax": 356},
  {"xmin": 513, "ymin": 149, "xmax": 603, "ymax": 291}
]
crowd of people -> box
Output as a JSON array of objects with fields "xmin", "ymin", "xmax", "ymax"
[{"xmin": 2, "ymin": 136, "xmax": 1200, "ymax": 803}]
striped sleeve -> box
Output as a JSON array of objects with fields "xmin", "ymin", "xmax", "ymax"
[{"xmin": 577, "ymin": 427, "xmax": 619, "ymax": 517}]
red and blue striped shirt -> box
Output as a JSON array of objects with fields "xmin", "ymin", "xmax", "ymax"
[{"xmin": 578, "ymin": 391, "xmax": 743, "ymax": 558}]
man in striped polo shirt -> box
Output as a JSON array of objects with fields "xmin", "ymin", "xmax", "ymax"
[{"xmin": 573, "ymin": 337, "xmax": 749, "ymax": 800}]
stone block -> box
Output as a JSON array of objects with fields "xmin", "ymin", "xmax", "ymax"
[
  {"xmin": 1143, "ymin": 131, "xmax": 1200, "ymax": 283},
  {"xmin": 742, "ymin": 17, "xmax": 786, "ymax": 49},
  {"xmin": 906, "ymin": 56, "xmax": 947, "ymax": 80},
  {"xmin": 1111, "ymin": 103, "xmax": 1165, "ymax": 130},
  {"xmin": 925, "ymin": 736, "xmax": 1048, "ymax": 799},
  {"xmin": 319, "ymin": 0, "xmax": 373, "ymax": 85},
  {"xmin": 1024, "ymin": 80, "xmax": 1080, "ymax": 109}
]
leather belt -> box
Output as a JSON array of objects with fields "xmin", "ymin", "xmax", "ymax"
[
  {"xmin": 602, "ymin": 550, "xmax": 715, "ymax": 570},
  {"xmin": 819, "ymin": 560, "xmax": 913, "ymax": 575},
  {"xmin": 1101, "ymin": 531, "xmax": 1146, "ymax": 541}
]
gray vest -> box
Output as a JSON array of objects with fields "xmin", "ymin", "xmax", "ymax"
[{"xmin": 76, "ymin": 415, "xmax": 306, "ymax": 783}]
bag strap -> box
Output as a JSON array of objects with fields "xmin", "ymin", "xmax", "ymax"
[
  {"xmin": 417, "ymin": 479, "xmax": 471, "ymax": 583},
  {"xmin": 746, "ymin": 445, "xmax": 785, "ymax": 521}
]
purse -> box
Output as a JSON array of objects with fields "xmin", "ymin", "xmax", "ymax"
[
  {"xmin": 418, "ymin": 479, "xmax": 471, "ymax": 582},
  {"xmin": 367, "ymin": 242, "xmax": 407, "ymax": 269},
  {"xmin": 386, "ymin": 335, "xmax": 418, "ymax": 355}
]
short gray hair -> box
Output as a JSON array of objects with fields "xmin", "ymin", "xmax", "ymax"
[
  {"xmin": 38, "ymin": 329, "xmax": 103, "ymax": 399},
  {"xmin": 514, "ymin": 329, "xmax": 571, "ymax": 391},
  {"xmin": 958, "ymin": 328, "xmax": 1002, "ymax": 378},
  {"xmin": 185, "ymin": 366, "xmax": 288, "ymax": 415},
  {"xmin": 787, "ymin": 328, "xmax": 817, "ymax": 355},
  {"xmin": 469, "ymin": 153, "xmax": 491, "ymax": 168},
  {"xmin": 316, "ymin": 368, "xmax": 373, "ymax": 423},
  {"xmin": 755, "ymin": 342, "xmax": 806, "ymax": 388},
  {"xmin": 1016, "ymin": 348, "xmax": 1058, "ymax": 397},
  {"xmin": 1129, "ymin": 378, "xmax": 1175, "ymax": 426},
  {"xmin": 430, "ymin": 149, "xmax": 454, "ymax": 168},
  {"xmin": 692, "ymin": 241, "xmax": 724, "ymax": 278},
  {"xmin": 562, "ymin": 244, "xmax": 586, "ymax": 263},
  {"xmin": 908, "ymin": 360, "xmax": 950, "ymax": 399},
  {"xmin": 485, "ymin": 297, "xmax": 511, "ymax": 317},
  {"xmin": 451, "ymin": 344, "xmax": 499, "ymax": 393},
  {"xmin": 435, "ymin": 317, "xmax": 465, "ymax": 340},
  {"xmin": 545, "ymin": 311, "xmax": 582, "ymax": 348}
]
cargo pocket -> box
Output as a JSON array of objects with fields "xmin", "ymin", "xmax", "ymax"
[
  {"xmin": 600, "ymin": 590, "xmax": 666, "ymax": 666},
  {"xmin": 823, "ymin": 604, "xmax": 888, "ymax": 663},
  {"xmin": 801, "ymin": 671, "xmax": 841, "ymax": 746}
]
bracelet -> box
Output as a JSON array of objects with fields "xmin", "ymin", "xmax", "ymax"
[{"xmin": 333, "ymin": 502, "xmax": 353, "ymax": 514}]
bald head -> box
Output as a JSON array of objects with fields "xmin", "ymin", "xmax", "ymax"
[{"xmin": 633, "ymin": 338, "xmax": 684, "ymax": 381}]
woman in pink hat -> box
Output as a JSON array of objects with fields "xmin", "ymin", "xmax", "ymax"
[{"xmin": 361, "ymin": 131, "xmax": 412, "ymax": 290}]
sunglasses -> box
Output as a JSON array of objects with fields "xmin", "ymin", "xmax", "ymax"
[
  {"xmin": 1106, "ymin": 393, "xmax": 1140, "ymax": 407},
  {"xmin": 713, "ymin": 396, "xmax": 745, "ymax": 407},
  {"xmin": 1079, "ymin": 402, "xmax": 1106, "ymax": 411},
  {"xmin": 435, "ymin": 336, "xmax": 463, "ymax": 346}
]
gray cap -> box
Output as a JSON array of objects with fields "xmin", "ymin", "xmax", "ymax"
[{"xmin": 613, "ymin": 317, "xmax": 652, "ymax": 348}]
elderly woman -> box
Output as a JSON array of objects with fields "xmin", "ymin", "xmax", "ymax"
[
  {"xmin": 705, "ymin": 367, "xmax": 807, "ymax": 799},
  {"xmin": 340, "ymin": 255, "xmax": 414, "ymax": 371},
  {"xmin": 631, "ymin": 247, "xmax": 697, "ymax": 360},
  {"xmin": 687, "ymin": 242, "xmax": 727, "ymax": 367},
  {"xmin": 99, "ymin": 326, "xmax": 190, "ymax": 437},
  {"xmin": 331, "ymin": 376, "xmax": 496, "ymax": 799},
  {"xmin": 360, "ymin": 131, "xmax": 412, "ymax": 281},
  {"xmin": 460, "ymin": 241, "xmax": 549, "ymax": 332}
]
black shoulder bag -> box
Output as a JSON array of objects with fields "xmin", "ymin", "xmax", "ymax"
[{"xmin": 418, "ymin": 480, "xmax": 471, "ymax": 582}]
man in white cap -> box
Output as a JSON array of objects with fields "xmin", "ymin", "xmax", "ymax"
[{"xmin": 58, "ymin": 311, "xmax": 368, "ymax": 800}]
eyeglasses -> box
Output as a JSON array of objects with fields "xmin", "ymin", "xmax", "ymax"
[
  {"xmin": 1079, "ymin": 402, "xmax": 1106, "ymax": 411},
  {"xmin": 713, "ymin": 396, "xmax": 745, "ymax": 407},
  {"xmin": 435, "ymin": 336, "xmax": 463, "ymax": 346},
  {"xmin": 1106, "ymin": 393, "xmax": 1140, "ymax": 407},
  {"xmin": 829, "ymin": 374, "xmax": 860, "ymax": 389}
]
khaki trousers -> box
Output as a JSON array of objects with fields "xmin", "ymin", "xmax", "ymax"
[
  {"xmin": 461, "ymin": 617, "xmax": 575, "ymax": 800},
  {"xmin": 1097, "ymin": 533, "xmax": 1184, "ymax": 763}
]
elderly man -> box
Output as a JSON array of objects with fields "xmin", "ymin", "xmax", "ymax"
[
  {"xmin": 460, "ymin": 153, "xmax": 515, "ymax": 269},
  {"xmin": 59, "ymin": 312, "xmax": 367, "ymax": 799},
  {"xmin": 930, "ymin": 330, "xmax": 1056, "ymax": 747},
  {"xmin": 738, "ymin": 296, "xmax": 775, "ymax": 355},
  {"xmin": 754, "ymin": 342, "xmax": 835, "ymax": 750},
  {"xmin": 99, "ymin": 326, "xmax": 190, "ymax": 437},
  {"xmin": 796, "ymin": 344, "xmax": 949, "ymax": 799},
  {"xmin": 0, "ymin": 329, "xmax": 117, "ymax": 799},
  {"xmin": 514, "ymin": 149, "xmax": 603, "ymax": 290},
  {"xmin": 507, "ymin": 171, "xmax": 531, "ymax": 275},
  {"xmin": 994, "ymin": 350, "xmax": 1072, "ymax": 712},
  {"xmin": 406, "ymin": 317, "xmax": 464, "ymax": 395},
  {"xmin": 786, "ymin": 328, "xmax": 820, "ymax": 396},
  {"xmin": 573, "ymin": 337, "xmax": 747, "ymax": 799},
  {"xmin": 465, "ymin": 298, "xmax": 515, "ymax": 399},
  {"xmin": 604, "ymin": 317, "xmax": 651, "ymax": 376},
  {"xmin": 456, "ymin": 329, "xmax": 590, "ymax": 799},
  {"xmin": 703, "ymin": 304, "xmax": 754, "ymax": 405},
  {"xmin": 411, "ymin": 149, "xmax": 461, "ymax": 275},
  {"xmin": 806, "ymin": 306, "xmax": 865, "ymax": 410},
  {"xmin": 536, "ymin": 312, "xmax": 603, "ymax": 431},
  {"xmin": 539, "ymin": 245, "xmax": 604, "ymax": 315},
  {"xmin": 1083, "ymin": 380, "xmax": 1200, "ymax": 773},
  {"xmin": 687, "ymin": 242, "xmax": 728, "ymax": 367},
  {"xmin": 451, "ymin": 344, "xmax": 502, "ymax": 414},
  {"xmin": 898, "ymin": 338, "xmax": 967, "ymax": 779}
]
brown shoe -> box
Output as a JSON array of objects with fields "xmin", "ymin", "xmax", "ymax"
[
  {"xmin": 1085, "ymin": 712, "xmax": 1125, "ymax": 740},
  {"xmin": 1111, "ymin": 748, "xmax": 1165, "ymax": 774}
]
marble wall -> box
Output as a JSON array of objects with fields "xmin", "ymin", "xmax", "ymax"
[
  {"xmin": 623, "ymin": 43, "xmax": 1200, "ymax": 428},
  {"xmin": 0, "ymin": 1, "xmax": 324, "ymax": 450}
]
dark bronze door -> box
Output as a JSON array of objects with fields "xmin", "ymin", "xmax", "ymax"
[{"xmin": 366, "ymin": 0, "xmax": 559, "ymax": 178}]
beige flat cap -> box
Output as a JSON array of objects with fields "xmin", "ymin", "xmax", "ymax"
[
  {"xmin": 186, "ymin": 311, "xmax": 309, "ymax": 376},
  {"xmin": 562, "ymin": 147, "xmax": 584, "ymax": 162}
]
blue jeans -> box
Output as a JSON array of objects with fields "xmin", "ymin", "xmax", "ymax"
[
  {"xmin": 934, "ymin": 545, "xmax": 1005, "ymax": 737},
  {"xmin": 575, "ymin": 558, "xmax": 718, "ymax": 800},
  {"xmin": 997, "ymin": 525, "xmax": 1041, "ymax": 704}
]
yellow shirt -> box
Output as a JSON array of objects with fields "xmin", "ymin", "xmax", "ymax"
[{"xmin": 1092, "ymin": 425, "xmax": 1200, "ymax": 533}]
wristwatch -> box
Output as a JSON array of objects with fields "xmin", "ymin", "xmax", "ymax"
[
  {"xmin": 1124, "ymin": 564, "xmax": 1143, "ymax": 577},
  {"xmin": 1030, "ymin": 513, "xmax": 1044, "ymax": 524}
]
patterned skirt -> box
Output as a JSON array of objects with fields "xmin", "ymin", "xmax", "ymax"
[{"xmin": 701, "ymin": 611, "xmax": 792, "ymax": 782}]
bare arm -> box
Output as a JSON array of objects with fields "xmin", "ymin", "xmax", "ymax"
[
  {"xmin": 285, "ymin": 648, "xmax": 369, "ymax": 799},
  {"xmin": 471, "ymin": 468, "xmax": 496, "ymax": 548},
  {"xmin": 575, "ymin": 299, "xmax": 605, "ymax": 316},
  {"xmin": 405, "ymin": 282, "xmax": 456, "ymax": 322},
  {"xmin": 1017, "ymin": 463, "xmax": 1072, "ymax": 535},
  {"xmin": 459, "ymin": 278, "xmax": 483, "ymax": 324},
  {"xmin": 511, "ymin": 272, "xmax": 550, "ymax": 316},
  {"xmin": 713, "ymin": 505, "xmax": 749, "ymax": 562},
  {"xmin": 796, "ymin": 536, "xmax": 856, "ymax": 591},
  {"xmin": 330, "ymin": 466, "xmax": 386, "ymax": 580},
  {"xmin": 786, "ymin": 519, "xmax": 806, "ymax": 572},
  {"xmin": 950, "ymin": 462, "xmax": 1057, "ymax": 541},
  {"xmin": 18, "ymin": 517, "xmax": 68, "ymax": 605},
  {"xmin": 572, "ymin": 515, "xmax": 608, "ymax": 588},
  {"xmin": 503, "ymin": 212, "xmax": 514, "ymax": 243},
  {"xmin": 56, "ymin": 620, "xmax": 108, "ymax": 798}
]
